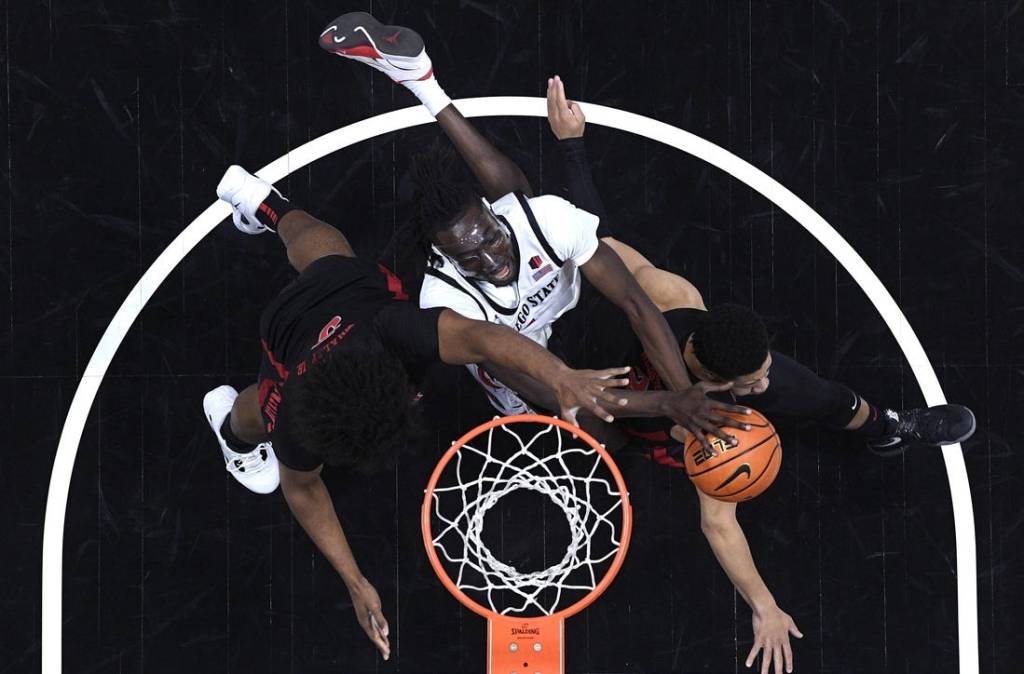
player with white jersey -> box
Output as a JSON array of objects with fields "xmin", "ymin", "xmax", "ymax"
[
  {"xmin": 419, "ymin": 190, "xmax": 599, "ymax": 415},
  {"xmin": 320, "ymin": 11, "xmax": 748, "ymax": 440}
]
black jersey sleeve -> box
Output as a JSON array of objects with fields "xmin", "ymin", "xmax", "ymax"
[
  {"xmin": 661, "ymin": 308, "xmax": 706, "ymax": 343},
  {"xmin": 372, "ymin": 303, "xmax": 444, "ymax": 367},
  {"xmin": 556, "ymin": 137, "xmax": 610, "ymax": 236}
]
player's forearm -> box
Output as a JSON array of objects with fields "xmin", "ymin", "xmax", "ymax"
[
  {"xmin": 482, "ymin": 361, "xmax": 560, "ymax": 412},
  {"xmin": 701, "ymin": 519, "xmax": 778, "ymax": 613},
  {"xmin": 556, "ymin": 137, "xmax": 608, "ymax": 223},
  {"xmin": 627, "ymin": 298, "xmax": 693, "ymax": 392},
  {"xmin": 281, "ymin": 477, "xmax": 364, "ymax": 588},
  {"xmin": 485, "ymin": 363, "xmax": 686, "ymax": 421},
  {"xmin": 470, "ymin": 324, "xmax": 573, "ymax": 391}
]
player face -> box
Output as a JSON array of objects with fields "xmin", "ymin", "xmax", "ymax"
[
  {"xmin": 433, "ymin": 200, "xmax": 517, "ymax": 286},
  {"xmin": 727, "ymin": 353, "xmax": 772, "ymax": 396}
]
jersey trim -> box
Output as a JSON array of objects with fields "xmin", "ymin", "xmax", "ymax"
[
  {"xmin": 424, "ymin": 268, "xmax": 488, "ymax": 320},
  {"xmin": 514, "ymin": 191, "xmax": 563, "ymax": 267}
]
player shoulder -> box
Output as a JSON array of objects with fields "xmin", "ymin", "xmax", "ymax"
[
  {"xmin": 524, "ymin": 193, "xmax": 574, "ymax": 216},
  {"xmin": 420, "ymin": 269, "xmax": 459, "ymax": 301},
  {"xmin": 419, "ymin": 270, "xmax": 486, "ymax": 317},
  {"xmin": 491, "ymin": 192, "xmax": 574, "ymax": 220},
  {"xmin": 490, "ymin": 191, "xmax": 521, "ymax": 214}
]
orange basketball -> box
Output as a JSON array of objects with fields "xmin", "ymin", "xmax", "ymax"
[{"xmin": 683, "ymin": 409, "xmax": 781, "ymax": 502}]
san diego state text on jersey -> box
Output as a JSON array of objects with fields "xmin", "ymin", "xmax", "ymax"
[{"xmin": 513, "ymin": 274, "xmax": 561, "ymax": 332}]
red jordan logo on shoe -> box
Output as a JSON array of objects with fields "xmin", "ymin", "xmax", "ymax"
[{"xmin": 383, "ymin": 30, "xmax": 401, "ymax": 45}]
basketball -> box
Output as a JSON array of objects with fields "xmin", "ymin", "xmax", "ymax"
[{"xmin": 684, "ymin": 409, "xmax": 781, "ymax": 502}]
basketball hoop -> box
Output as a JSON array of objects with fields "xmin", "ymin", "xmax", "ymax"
[{"xmin": 421, "ymin": 414, "xmax": 632, "ymax": 674}]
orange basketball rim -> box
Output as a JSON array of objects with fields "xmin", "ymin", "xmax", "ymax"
[{"xmin": 421, "ymin": 414, "xmax": 633, "ymax": 674}]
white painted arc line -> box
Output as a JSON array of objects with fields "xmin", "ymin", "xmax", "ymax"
[{"xmin": 42, "ymin": 96, "xmax": 977, "ymax": 674}]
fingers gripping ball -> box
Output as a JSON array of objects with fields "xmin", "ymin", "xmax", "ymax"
[{"xmin": 684, "ymin": 410, "xmax": 781, "ymax": 502}]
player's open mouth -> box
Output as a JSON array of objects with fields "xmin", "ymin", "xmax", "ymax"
[{"xmin": 492, "ymin": 264, "xmax": 512, "ymax": 281}]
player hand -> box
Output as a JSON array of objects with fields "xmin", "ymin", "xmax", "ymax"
[
  {"xmin": 747, "ymin": 604, "xmax": 802, "ymax": 674},
  {"xmin": 552, "ymin": 366, "xmax": 631, "ymax": 426},
  {"xmin": 348, "ymin": 576, "xmax": 391, "ymax": 660},
  {"xmin": 546, "ymin": 75, "xmax": 585, "ymax": 140},
  {"xmin": 664, "ymin": 381, "xmax": 753, "ymax": 450}
]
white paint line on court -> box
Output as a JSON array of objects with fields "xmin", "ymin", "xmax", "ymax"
[{"xmin": 43, "ymin": 97, "xmax": 977, "ymax": 673}]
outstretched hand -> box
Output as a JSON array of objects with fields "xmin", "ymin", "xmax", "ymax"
[
  {"xmin": 665, "ymin": 381, "xmax": 753, "ymax": 449},
  {"xmin": 348, "ymin": 576, "xmax": 391, "ymax": 660},
  {"xmin": 546, "ymin": 75, "xmax": 586, "ymax": 140},
  {"xmin": 552, "ymin": 366, "xmax": 631, "ymax": 426},
  {"xmin": 748, "ymin": 604, "xmax": 803, "ymax": 674}
]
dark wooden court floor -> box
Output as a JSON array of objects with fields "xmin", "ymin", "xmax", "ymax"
[{"xmin": 3, "ymin": 1, "xmax": 1022, "ymax": 672}]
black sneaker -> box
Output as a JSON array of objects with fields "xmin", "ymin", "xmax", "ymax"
[{"xmin": 867, "ymin": 404, "xmax": 976, "ymax": 456}]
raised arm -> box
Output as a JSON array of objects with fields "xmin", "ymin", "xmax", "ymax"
[
  {"xmin": 580, "ymin": 242, "xmax": 693, "ymax": 391},
  {"xmin": 435, "ymin": 104, "xmax": 533, "ymax": 200},
  {"xmin": 278, "ymin": 463, "xmax": 390, "ymax": 660},
  {"xmin": 578, "ymin": 243, "xmax": 750, "ymax": 446},
  {"xmin": 697, "ymin": 490, "xmax": 802, "ymax": 674},
  {"xmin": 482, "ymin": 359, "xmax": 740, "ymax": 418},
  {"xmin": 436, "ymin": 309, "xmax": 629, "ymax": 425},
  {"xmin": 546, "ymin": 75, "xmax": 608, "ymax": 223}
]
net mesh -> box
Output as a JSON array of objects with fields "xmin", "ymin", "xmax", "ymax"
[{"xmin": 428, "ymin": 419, "xmax": 627, "ymax": 617}]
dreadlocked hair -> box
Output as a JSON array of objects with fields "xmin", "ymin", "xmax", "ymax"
[
  {"xmin": 276, "ymin": 340, "xmax": 422, "ymax": 475},
  {"xmin": 407, "ymin": 142, "xmax": 481, "ymax": 267},
  {"xmin": 692, "ymin": 303, "xmax": 770, "ymax": 379}
]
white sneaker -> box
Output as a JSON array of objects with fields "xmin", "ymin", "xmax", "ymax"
[
  {"xmin": 203, "ymin": 385, "xmax": 280, "ymax": 494},
  {"xmin": 318, "ymin": 12, "xmax": 433, "ymax": 83},
  {"xmin": 216, "ymin": 165, "xmax": 284, "ymax": 235}
]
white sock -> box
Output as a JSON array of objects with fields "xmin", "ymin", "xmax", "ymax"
[{"xmin": 402, "ymin": 75, "xmax": 452, "ymax": 117}]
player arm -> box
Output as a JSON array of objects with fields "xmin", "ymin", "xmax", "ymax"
[
  {"xmin": 435, "ymin": 105, "xmax": 533, "ymax": 200},
  {"xmin": 279, "ymin": 463, "xmax": 365, "ymax": 586},
  {"xmin": 483, "ymin": 360, "xmax": 709, "ymax": 421},
  {"xmin": 547, "ymin": 76, "xmax": 609, "ymax": 224},
  {"xmin": 580, "ymin": 242, "xmax": 693, "ymax": 391},
  {"xmin": 698, "ymin": 489, "xmax": 803, "ymax": 671},
  {"xmin": 279, "ymin": 462, "xmax": 391, "ymax": 656},
  {"xmin": 436, "ymin": 309, "xmax": 629, "ymax": 424},
  {"xmin": 276, "ymin": 210, "xmax": 356, "ymax": 273},
  {"xmin": 697, "ymin": 490, "xmax": 778, "ymax": 612}
]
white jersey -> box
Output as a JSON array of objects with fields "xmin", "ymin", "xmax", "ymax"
[{"xmin": 419, "ymin": 191, "xmax": 601, "ymax": 348}]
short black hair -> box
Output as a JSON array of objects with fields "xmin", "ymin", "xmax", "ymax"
[
  {"xmin": 277, "ymin": 342, "xmax": 421, "ymax": 474},
  {"xmin": 692, "ymin": 304, "xmax": 769, "ymax": 379}
]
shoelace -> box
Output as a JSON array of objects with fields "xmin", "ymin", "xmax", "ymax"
[{"xmin": 227, "ymin": 444, "xmax": 270, "ymax": 474}]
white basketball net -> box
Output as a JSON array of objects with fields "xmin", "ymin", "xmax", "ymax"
[{"xmin": 428, "ymin": 420, "xmax": 627, "ymax": 616}]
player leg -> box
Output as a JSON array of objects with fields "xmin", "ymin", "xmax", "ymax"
[
  {"xmin": 216, "ymin": 165, "xmax": 355, "ymax": 272},
  {"xmin": 318, "ymin": 12, "xmax": 530, "ymax": 201},
  {"xmin": 203, "ymin": 383, "xmax": 280, "ymax": 494},
  {"xmin": 737, "ymin": 351, "xmax": 975, "ymax": 454}
]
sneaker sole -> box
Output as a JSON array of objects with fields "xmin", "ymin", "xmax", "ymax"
[{"xmin": 319, "ymin": 12, "xmax": 425, "ymax": 61}]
